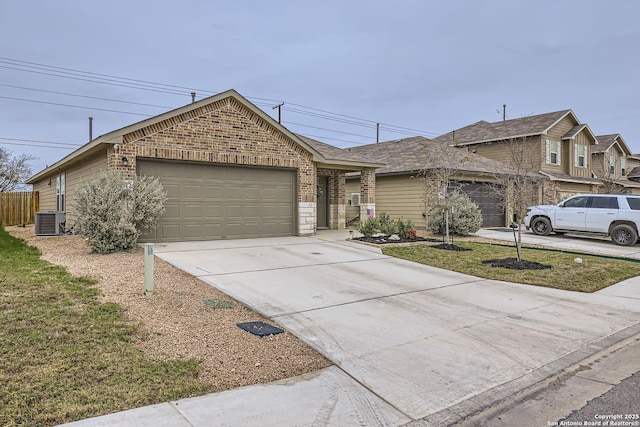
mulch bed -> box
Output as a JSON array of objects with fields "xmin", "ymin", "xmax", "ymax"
[
  {"xmin": 353, "ymin": 236, "xmax": 439, "ymax": 245},
  {"xmin": 482, "ymin": 258, "xmax": 552, "ymax": 270},
  {"xmin": 432, "ymin": 243, "xmax": 471, "ymax": 251}
]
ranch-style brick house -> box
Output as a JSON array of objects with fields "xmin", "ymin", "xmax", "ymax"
[{"xmin": 26, "ymin": 89, "xmax": 382, "ymax": 242}]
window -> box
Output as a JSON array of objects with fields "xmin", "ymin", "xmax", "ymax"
[
  {"xmin": 56, "ymin": 172, "xmax": 65, "ymax": 211},
  {"xmin": 627, "ymin": 197, "xmax": 640, "ymax": 210},
  {"xmin": 546, "ymin": 140, "xmax": 560, "ymax": 165},
  {"xmin": 563, "ymin": 195, "xmax": 589, "ymax": 208},
  {"xmin": 575, "ymin": 144, "xmax": 586, "ymax": 167},
  {"xmin": 590, "ymin": 196, "xmax": 618, "ymax": 209},
  {"xmin": 610, "ymin": 156, "xmax": 615, "ymax": 175},
  {"xmin": 621, "ymin": 158, "xmax": 626, "ymax": 176}
]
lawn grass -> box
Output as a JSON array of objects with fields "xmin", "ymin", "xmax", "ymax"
[
  {"xmin": 0, "ymin": 227, "xmax": 212, "ymax": 426},
  {"xmin": 382, "ymin": 241, "xmax": 640, "ymax": 292}
]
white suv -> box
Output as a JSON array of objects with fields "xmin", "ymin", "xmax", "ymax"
[{"xmin": 523, "ymin": 194, "xmax": 640, "ymax": 246}]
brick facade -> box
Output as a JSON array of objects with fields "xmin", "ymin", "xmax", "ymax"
[
  {"xmin": 30, "ymin": 92, "xmax": 378, "ymax": 238},
  {"xmin": 110, "ymin": 97, "xmax": 320, "ymax": 235},
  {"xmin": 360, "ymin": 168, "xmax": 376, "ymax": 219}
]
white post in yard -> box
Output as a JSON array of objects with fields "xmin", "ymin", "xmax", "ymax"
[{"xmin": 144, "ymin": 243, "xmax": 154, "ymax": 296}]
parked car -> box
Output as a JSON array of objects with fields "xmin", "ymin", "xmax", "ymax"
[{"xmin": 523, "ymin": 194, "xmax": 640, "ymax": 246}]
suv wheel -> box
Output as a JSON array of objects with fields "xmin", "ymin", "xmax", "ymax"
[
  {"xmin": 610, "ymin": 224, "xmax": 638, "ymax": 246},
  {"xmin": 531, "ymin": 217, "xmax": 552, "ymax": 236}
]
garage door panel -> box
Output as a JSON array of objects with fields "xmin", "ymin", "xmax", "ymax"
[
  {"xmin": 160, "ymin": 224, "xmax": 181, "ymax": 240},
  {"xmin": 455, "ymin": 182, "xmax": 505, "ymax": 227},
  {"xmin": 138, "ymin": 160, "xmax": 295, "ymax": 242}
]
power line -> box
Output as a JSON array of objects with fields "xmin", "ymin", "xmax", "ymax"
[
  {"xmin": 0, "ymin": 83, "xmax": 174, "ymax": 109},
  {"xmin": 297, "ymin": 133, "xmax": 369, "ymax": 146},
  {"xmin": 0, "ymin": 140, "xmax": 81, "ymax": 148},
  {"xmin": 282, "ymin": 121, "xmax": 372, "ymax": 139},
  {"xmin": 0, "ymin": 56, "xmax": 444, "ymax": 139},
  {"xmin": 0, "ymin": 65, "xmax": 188, "ymax": 97},
  {"xmin": 0, "ymin": 95, "xmax": 153, "ymax": 117}
]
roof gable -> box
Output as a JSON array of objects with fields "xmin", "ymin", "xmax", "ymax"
[
  {"xmin": 593, "ymin": 134, "xmax": 632, "ymax": 155},
  {"xmin": 561, "ymin": 123, "xmax": 597, "ymax": 144},
  {"xmin": 27, "ymin": 90, "xmax": 380, "ymax": 183}
]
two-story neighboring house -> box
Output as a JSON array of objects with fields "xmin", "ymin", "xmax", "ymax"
[
  {"xmin": 434, "ymin": 110, "xmax": 601, "ymax": 203},
  {"xmin": 591, "ymin": 134, "xmax": 640, "ymax": 194}
]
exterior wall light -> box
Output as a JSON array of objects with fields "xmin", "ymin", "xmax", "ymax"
[{"xmin": 121, "ymin": 156, "xmax": 129, "ymax": 166}]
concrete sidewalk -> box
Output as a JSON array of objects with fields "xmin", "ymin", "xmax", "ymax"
[{"xmin": 61, "ymin": 231, "xmax": 640, "ymax": 426}]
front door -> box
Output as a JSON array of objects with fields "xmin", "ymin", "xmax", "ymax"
[{"xmin": 317, "ymin": 176, "xmax": 329, "ymax": 229}]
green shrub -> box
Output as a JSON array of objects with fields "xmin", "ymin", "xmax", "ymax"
[
  {"xmin": 426, "ymin": 191, "xmax": 483, "ymax": 236},
  {"xmin": 358, "ymin": 217, "xmax": 379, "ymax": 238},
  {"xmin": 73, "ymin": 171, "xmax": 167, "ymax": 253},
  {"xmin": 396, "ymin": 218, "xmax": 414, "ymax": 237},
  {"xmin": 377, "ymin": 212, "xmax": 397, "ymax": 235}
]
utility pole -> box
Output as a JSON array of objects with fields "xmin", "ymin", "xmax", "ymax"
[
  {"xmin": 376, "ymin": 123, "xmax": 380, "ymax": 143},
  {"xmin": 503, "ymin": 104, "xmax": 506, "ymax": 121},
  {"xmin": 273, "ymin": 103, "xmax": 284, "ymax": 124}
]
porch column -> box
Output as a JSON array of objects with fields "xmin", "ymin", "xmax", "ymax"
[
  {"xmin": 329, "ymin": 171, "xmax": 346, "ymax": 229},
  {"xmin": 298, "ymin": 167, "xmax": 317, "ymax": 236},
  {"xmin": 360, "ymin": 168, "xmax": 376, "ymax": 219}
]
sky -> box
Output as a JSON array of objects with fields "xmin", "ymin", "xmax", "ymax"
[{"xmin": 1, "ymin": 1, "xmax": 639, "ymax": 177}]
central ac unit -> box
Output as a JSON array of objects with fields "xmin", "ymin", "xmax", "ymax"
[
  {"xmin": 35, "ymin": 211, "xmax": 66, "ymax": 236},
  {"xmin": 350, "ymin": 193, "xmax": 361, "ymax": 207}
]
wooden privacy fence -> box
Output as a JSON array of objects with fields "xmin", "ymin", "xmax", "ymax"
[{"xmin": 0, "ymin": 192, "xmax": 39, "ymax": 226}]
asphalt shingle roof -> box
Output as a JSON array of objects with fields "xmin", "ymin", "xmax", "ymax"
[
  {"xmin": 562, "ymin": 124, "xmax": 588, "ymax": 140},
  {"xmin": 295, "ymin": 134, "xmax": 380, "ymax": 164},
  {"xmin": 433, "ymin": 110, "xmax": 574, "ymax": 145},
  {"xmin": 592, "ymin": 134, "xmax": 632, "ymax": 155},
  {"xmin": 343, "ymin": 136, "xmax": 506, "ymax": 175}
]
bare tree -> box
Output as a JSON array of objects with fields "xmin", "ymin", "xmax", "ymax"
[
  {"xmin": 489, "ymin": 136, "xmax": 544, "ymax": 261},
  {"xmin": 419, "ymin": 141, "xmax": 471, "ymax": 242},
  {"xmin": 593, "ymin": 154, "xmax": 625, "ymax": 194},
  {"xmin": 0, "ymin": 148, "xmax": 35, "ymax": 192}
]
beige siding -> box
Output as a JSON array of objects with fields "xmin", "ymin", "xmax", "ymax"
[
  {"xmin": 557, "ymin": 182, "xmax": 593, "ymax": 200},
  {"xmin": 33, "ymin": 180, "xmax": 56, "ymax": 212},
  {"xmin": 472, "ymin": 136, "xmax": 540, "ymax": 167},
  {"xmin": 540, "ymin": 138, "xmax": 566, "ymax": 174},
  {"xmin": 347, "ymin": 175, "xmax": 428, "ymax": 228},
  {"xmin": 546, "ymin": 115, "xmax": 578, "ymax": 140},
  {"xmin": 542, "ymin": 115, "xmax": 579, "ymax": 175},
  {"xmin": 65, "ymin": 152, "xmax": 108, "ymax": 223},
  {"xmin": 591, "ymin": 153, "xmax": 607, "ymax": 178},
  {"xmin": 568, "ymin": 132, "xmax": 593, "ymax": 178}
]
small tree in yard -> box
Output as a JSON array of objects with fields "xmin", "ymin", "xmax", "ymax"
[
  {"xmin": 419, "ymin": 141, "xmax": 471, "ymax": 243},
  {"xmin": 489, "ymin": 135, "xmax": 544, "ymax": 261},
  {"xmin": 74, "ymin": 171, "xmax": 167, "ymax": 253},
  {"xmin": 0, "ymin": 148, "xmax": 34, "ymax": 192}
]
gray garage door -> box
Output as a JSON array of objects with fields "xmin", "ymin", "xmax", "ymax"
[
  {"xmin": 455, "ymin": 182, "xmax": 505, "ymax": 227},
  {"xmin": 138, "ymin": 160, "xmax": 296, "ymax": 242}
]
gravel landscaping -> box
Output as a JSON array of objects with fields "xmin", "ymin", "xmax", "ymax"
[{"xmin": 6, "ymin": 226, "xmax": 331, "ymax": 391}]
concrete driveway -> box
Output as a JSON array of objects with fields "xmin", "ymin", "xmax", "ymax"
[{"xmin": 149, "ymin": 231, "xmax": 640, "ymax": 425}]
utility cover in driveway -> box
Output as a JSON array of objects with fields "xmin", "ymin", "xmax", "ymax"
[{"xmin": 237, "ymin": 321, "xmax": 284, "ymax": 336}]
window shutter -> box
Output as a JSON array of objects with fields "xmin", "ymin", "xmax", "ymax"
[
  {"xmin": 546, "ymin": 140, "xmax": 550, "ymax": 164},
  {"xmin": 557, "ymin": 141, "xmax": 561, "ymax": 164},
  {"xmin": 574, "ymin": 144, "xmax": 578, "ymax": 167}
]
